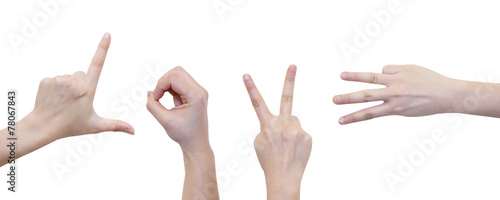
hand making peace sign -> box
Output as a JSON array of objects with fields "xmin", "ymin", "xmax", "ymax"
[{"xmin": 243, "ymin": 65, "xmax": 312, "ymax": 200}]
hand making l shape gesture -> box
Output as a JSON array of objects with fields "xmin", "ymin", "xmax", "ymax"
[{"xmin": 1, "ymin": 33, "xmax": 134, "ymax": 166}]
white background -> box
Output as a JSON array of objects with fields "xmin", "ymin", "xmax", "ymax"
[{"xmin": 1, "ymin": 0, "xmax": 500, "ymax": 199}]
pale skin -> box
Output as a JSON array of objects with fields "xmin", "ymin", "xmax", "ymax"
[
  {"xmin": 333, "ymin": 64, "xmax": 500, "ymax": 124},
  {"xmin": 0, "ymin": 33, "xmax": 135, "ymax": 167},
  {"xmin": 243, "ymin": 65, "xmax": 312, "ymax": 200},
  {"xmin": 146, "ymin": 67, "xmax": 219, "ymax": 200}
]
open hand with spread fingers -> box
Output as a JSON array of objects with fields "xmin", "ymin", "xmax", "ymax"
[
  {"xmin": 333, "ymin": 65, "xmax": 470, "ymax": 125},
  {"xmin": 243, "ymin": 65, "xmax": 312, "ymax": 200}
]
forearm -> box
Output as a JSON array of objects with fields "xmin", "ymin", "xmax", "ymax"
[
  {"xmin": 1, "ymin": 113, "xmax": 55, "ymax": 166},
  {"xmin": 450, "ymin": 79, "xmax": 500, "ymax": 117},
  {"xmin": 264, "ymin": 171, "xmax": 303, "ymax": 200},
  {"xmin": 181, "ymin": 147, "xmax": 219, "ymax": 200}
]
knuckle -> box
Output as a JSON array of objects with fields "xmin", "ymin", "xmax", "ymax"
[
  {"xmin": 165, "ymin": 68, "xmax": 180, "ymax": 79},
  {"xmin": 289, "ymin": 129, "xmax": 301, "ymax": 136},
  {"xmin": 370, "ymin": 74, "xmax": 378, "ymax": 84},
  {"xmin": 58, "ymin": 79, "xmax": 71, "ymax": 88},
  {"xmin": 172, "ymin": 66, "xmax": 185, "ymax": 74},
  {"xmin": 290, "ymin": 115, "xmax": 299, "ymax": 122},
  {"xmin": 345, "ymin": 95, "xmax": 351, "ymax": 103},
  {"xmin": 251, "ymin": 99, "xmax": 261, "ymax": 108},
  {"xmin": 382, "ymin": 65, "xmax": 393, "ymax": 73},
  {"xmin": 40, "ymin": 78, "xmax": 52, "ymax": 86},
  {"xmin": 303, "ymin": 133, "xmax": 312, "ymax": 144},
  {"xmin": 382, "ymin": 65, "xmax": 389, "ymax": 71},
  {"xmin": 400, "ymin": 65, "xmax": 411, "ymax": 70},
  {"xmin": 158, "ymin": 72, "xmax": 171, "ymax": 82},
  {"xmin": 69, "ymin": 80, "xmax": 82, "ymax": 91},
  {"xmin": 281, "ymin": 95, "xmax": 293, "ymax": 102},
  {"xmin": 91, "ymin": 57, "xmax": 105, "ymax": 67},
  {"xmin": 111, "ymin": 123, "xmax": 120, "ymax": 132},
  {"xmin": 195, "ymin": 92, "xmax": 208, "ymax": 104},
  {"xmin": 174, "ymin": 66, "xmax": 183, "ymax": 70},
  {"xmin": 363, "ymin": 91, "xmax": 372, "ymax": 101},
  {"xmin": 181, "ymin": 96, "xmax": 190, "ymax": 104},
  {"xmin": 193, "ymin": 89, "xmax": 208, "ymax": 102},
  {"xmin": 363, "ymin": 110, "xmax": 374, "ymax": 120},
  {"xmin": 74, "ymin": 71, "xmax": 85, "ymax": 76},
  {"xmin": 101, "ymin": 120, "xmax": 120, "ymax": 133},
  {"xmin": 253, "ymin": 135, "xmax": 266, "ymax": 150},
  {"xmin": 168, "ymin": 71, "xmax": 178, "ymax": 79},
  {"xmin": 159, "ymin": 73, "xmax": 178, "ymax": 87},
  {"xmin": 201, "ymin": 88, "xmax": 209, "ymax": 99}
]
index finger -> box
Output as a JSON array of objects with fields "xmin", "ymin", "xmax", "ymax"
[
  {"xmin": 280, "ymin": 65, "xmax": 297, "ymax": 116},
  {"xmin": 86, "ymin": 32, "xmax": 111, "ymax": 90},
  {"xmin": 153, "ymin": 66, "xmax": 202, "ymax": 101},
  {"xmin": 243, "ymin": 74, "xmax": 272, "ymax": 123},
  {"xmin": 340, "ymin": 72, "xmax": 391, "ymax": 85}
]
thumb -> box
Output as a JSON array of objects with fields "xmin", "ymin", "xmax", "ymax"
[
  {"xmin": 97, "ymin": 117, "xmax": 135, "ymax": 135},
  {"xmin": 146, "ymin": 91, "xmax": 172, "ymax": 126}
]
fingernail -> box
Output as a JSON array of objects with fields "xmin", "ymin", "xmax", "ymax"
[
  {"xmin": 340, "ymin": 72, "xmax": 348, "ymax": 79},
  {"xmin": 104, "ymin": 32, "xmax": 110, "ymax": 40},
  {"xmin": 126, "ymin": 127, "xmax": 135, "ymax": 135},
  {"xmin": 339, "ymin": 117, "xmax": 346, "ymax": 125},
  {"xmin": 333, "ymin": 96, "xmax": 342, "ymax": 104},
  {"xmin": 147, "ymin": 91, "xmax": 151, "ymax": 98},
  {"xmin": 243, "ymin": 74, "xmax": 250, "ymax": 81},
  {"xmin": 289, "ymin": 65, "xmax": 297, "ymax": 73}
]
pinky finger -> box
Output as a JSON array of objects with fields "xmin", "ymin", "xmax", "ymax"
[{"xmin": 338, "ymin": 104, "xmax": 391, "ymax": 125}]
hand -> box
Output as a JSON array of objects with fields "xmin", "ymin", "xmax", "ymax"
[
  {"xmin": 147, "ymin": 67, "xmax": 219, "ymax": 200},
  {"xmin": 146, "ymin": 66, "xmax": 210, "ymax": 153},
  {"xmin": 30, "ymin": 32, "xmax": 134, "ymax": 140},
  {"xmin": 333, "ymin": 65, "xmax": 459, "ymax": 124},
  {"xmin": 243, "ymin": 65, "xmax": 312, "ymax": 199}
]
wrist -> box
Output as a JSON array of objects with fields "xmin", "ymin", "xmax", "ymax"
[
  {"xmin": 12, "ymin": 113, "xmax": 59, "ymax": 159},
  {"xmin": 446, "ymin": 79, "xmax": 473, "ymax": 114},
  {"xmin": 440, "ymin": 78, "xmax": 467, "ymax": 114},
  {"xmin": 25, "ymin": 112, "xmax": 67, "ymax": 141},
  {"xmin": 22, "ymin": 113, "xmax": 58, "ymax": 144},
  {"xmin": 264, "ymin": 172, "xmax": 303, "ymax": 199},
  {"xmin": 181, "ymin": 145, "xmax": 213, "ymax": 158},
  {"xmin": 181, "ymin": 145, "xmax": 215, "ymax": 168},
  {"xmin": 181, "ymin": 146, "xmax": 216, "ymax": 189},
  {"xmin": 266, "ymin": 181, "xmax": 301, "ymax": 200},
  {"xmin": 181, "ymin": 146, "xmax": 219, "ymax": 199},
  {"xmin": 179, "ymin": 140, "xmax": 212, "ymax": 154}
]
